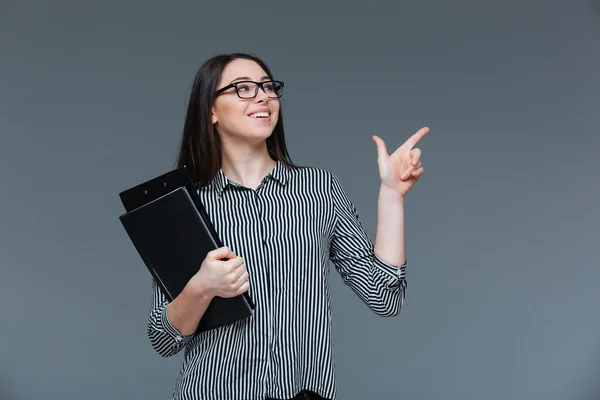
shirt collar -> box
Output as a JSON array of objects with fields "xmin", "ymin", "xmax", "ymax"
[
  {"xmin": 269, "ymin": 160, "xmax": 291, "ymax": 186},
  {"xmin": 209, "ymin": 160, "xmax": 291, "ymax": 196}
]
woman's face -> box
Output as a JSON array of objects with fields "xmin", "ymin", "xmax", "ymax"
[{"xmin": 212, "ymin": 59, "xmax": 280, "ymax": 144}]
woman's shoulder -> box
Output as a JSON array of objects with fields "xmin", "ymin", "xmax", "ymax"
[
  {"xmin": 286, "ymin": 164, "xmax": 337, "ymax": 184},
  {"xmin": 284, "ymin": 164, "xmax": 354, "ymax": 201}
]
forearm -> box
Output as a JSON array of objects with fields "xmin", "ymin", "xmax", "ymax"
[
  {"xmin": 147, "ymin": 279, "xmax": 205, "ymax": 357},
  {"xmin": 167, "ymin": 283, "xmax": 213, "ymax": 336},
  {"xmin": 374, "ymin": 184, "xmax": 406, "ymax": 267}
]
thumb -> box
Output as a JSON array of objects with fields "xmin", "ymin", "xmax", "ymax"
[
  {"xmin": 372, "ymin": 135, "xmax": 388, "ymax": 161},
  {"xmin": 211, "ymin": 246, "xmax": 235, "ymax": 261}
]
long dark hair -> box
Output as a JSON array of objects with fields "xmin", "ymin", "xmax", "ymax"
[{"xmin": 176, "ymin": 52, "xmax": 297, "ymax": 187}]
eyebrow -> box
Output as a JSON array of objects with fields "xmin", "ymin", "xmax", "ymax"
[{"xmin": 229, "ymin": 75, "xmax": 271, "ymax": 84}]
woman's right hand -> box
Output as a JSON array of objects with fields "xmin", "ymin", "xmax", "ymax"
[{"xmin": 187, "ymin": 246, "xmax": 250, "ymax": 299}]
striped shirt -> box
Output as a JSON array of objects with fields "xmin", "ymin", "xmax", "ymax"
[{"xmin": 147, "ymin": 161, "xmax": 407, "ymax": 400}]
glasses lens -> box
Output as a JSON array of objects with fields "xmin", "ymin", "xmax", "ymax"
[
  {"xmin": 234, "ymin": 81, "xmax": 284, "ymax": 98},
  {"xmin": 235, "ymin": 82, "xmax": 258, "ymax": 99},
  {"xmin": 264, "ymin": 81, "xmax": 283, "ymax": 98}
]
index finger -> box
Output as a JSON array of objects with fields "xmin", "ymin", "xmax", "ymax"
[{"xmin": 403, "ymin": 126, "xmax": 430, "ymax": 149}]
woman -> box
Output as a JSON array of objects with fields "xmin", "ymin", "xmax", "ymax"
[{"xmin": 147, "ymin": 52, "xmax": 428, "ymax": 400}]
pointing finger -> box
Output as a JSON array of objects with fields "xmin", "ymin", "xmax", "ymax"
[{"xmin": 403, "ymin": 127, "xmax": 429, "ymax": 150}]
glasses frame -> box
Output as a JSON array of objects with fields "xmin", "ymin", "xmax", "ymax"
[{"xmin": 215, "ymin": 80, "xmax": 284, "ymax": 99}]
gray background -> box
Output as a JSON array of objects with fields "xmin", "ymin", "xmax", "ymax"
[{"xmin": 1, "ymin": 0, "xmax": 599, "ymax": 399}]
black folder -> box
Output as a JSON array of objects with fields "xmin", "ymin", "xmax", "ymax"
[{"xmin": 118, "ymin": 166, "xmax": 254, "ymax": 333}]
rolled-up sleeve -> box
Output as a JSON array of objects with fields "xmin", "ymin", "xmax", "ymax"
[
  {"xmin": 329, "ymin": 173, "xmax": 407, "ymax": 317},
  {"xmin": 147, "ymin": 279, "xmax": 195, "ymax": 357}
]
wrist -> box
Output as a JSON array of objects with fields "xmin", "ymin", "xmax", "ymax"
[
  {"xmin": 183, "ymin": 276, "xmax": 213, "ymax": 303},
  {"xmin": 379, "ymin": 185, "xmax": 405, "ymax": 203}
]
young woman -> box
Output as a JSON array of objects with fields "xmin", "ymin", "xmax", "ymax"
[{"xmin": 146, "ymin": 52, "xmax": 428, "ymax": 400}]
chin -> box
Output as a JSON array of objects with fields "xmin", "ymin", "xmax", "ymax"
[
  {"xmin": 246, "ymin": 122, "xmax": 277, "ymax": 139},
  {"xmin": 250, "ymin": 129, "xmax": 275, "ymax": 142}
]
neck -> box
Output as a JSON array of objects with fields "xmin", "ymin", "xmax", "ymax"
[{"xmin": 220, "ymin": 138, "xmax": 277, "ymax": 190}]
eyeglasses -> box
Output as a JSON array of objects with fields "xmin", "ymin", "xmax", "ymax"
[{"xmin": 215, "ymin": 80, "xmax": 284, "ymax": 99}]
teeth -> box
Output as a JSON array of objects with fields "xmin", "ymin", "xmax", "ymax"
[{"xmin": 250, "ymin": 112, "xmax": 270, "ymax": 118}]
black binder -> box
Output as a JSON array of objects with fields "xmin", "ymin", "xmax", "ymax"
[{"xmin": 118, "ymin": 166, "xmax": 254, "ymax": 333}]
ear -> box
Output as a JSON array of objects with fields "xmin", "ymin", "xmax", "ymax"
[{"xmin": 211, "ymin": 107, "xmax": 218, "ymax": 124}]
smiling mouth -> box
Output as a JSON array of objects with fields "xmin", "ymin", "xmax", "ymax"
[{"xmin": 248, "ymin": 112, "xmax": 270, "ymax": 119}]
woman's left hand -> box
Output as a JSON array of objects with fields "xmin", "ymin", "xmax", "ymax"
[{"xmin": 372, "ymin": 126, "xmax": 429, "ymax": 198}]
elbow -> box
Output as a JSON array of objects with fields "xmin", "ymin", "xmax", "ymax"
[
  {"xmin": 370, "ymin": 303, "xmax": 402, "ymax": 318},
  {"xmin": 147, "ymin": 328, "xmax": 183, "ymax": 358},
  {"xmin": 369, "ymin": 288, "xmax": 405, "ymax": 317},
  {"xmin": 146, "ymin": 304, "xmax": 188, "ymax": 358},
  {"xmin": 149, "ymin": 339, "xmax": 181, "ymax": 358},
  {"xmin": 156, "ymin": 349, "xmax": 179, "ymax": 358}
]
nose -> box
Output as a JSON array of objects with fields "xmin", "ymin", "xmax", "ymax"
[{"xmin": 253, "ymin": 86, "xmax": 270, "ymax": 103}]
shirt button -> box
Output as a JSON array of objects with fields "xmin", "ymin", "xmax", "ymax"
[{"xmin": 175, "ymin": 335, "xmax": 182, "ymax": 342}]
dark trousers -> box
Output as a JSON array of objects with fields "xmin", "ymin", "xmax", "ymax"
[{"xmin": 266, "ymin": 389, "xmax": 326, "ymax": 400}]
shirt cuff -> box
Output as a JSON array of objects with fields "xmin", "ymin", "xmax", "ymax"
[
  {"xmin": 374, "ymin": 255, "xmax": 407, "ymax": 291},
  {"xmin": 162, "ymin": 304, "xmax": 195, "ymax": 344}
]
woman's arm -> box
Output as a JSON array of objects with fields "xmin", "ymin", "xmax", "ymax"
[
  {"xmin": 166, "ymin": 284, "xmax": 213, "ymax": 336},
  {"xmin": 374, "ymin": 185, "xmax": 406, "ymax": 268},
  {"xmin": 329, "ymin": 174, "xmax": 406, "ymax": 317},
  {"xmin": 147, "ymin": 246, "xmax": 249, "ymax": 356},
  {"xmin": 146, "ymin": 280, "xmax": 199, "ymax": 357}
]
